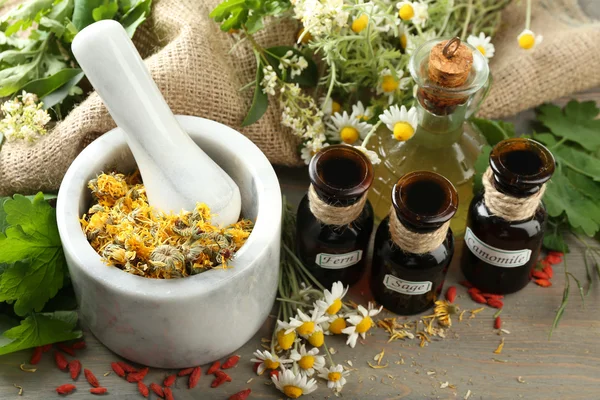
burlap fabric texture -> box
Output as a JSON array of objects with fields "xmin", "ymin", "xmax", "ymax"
[{"xmin": 0, "ymin": 0, "xmax": 598, "ymax": 195}]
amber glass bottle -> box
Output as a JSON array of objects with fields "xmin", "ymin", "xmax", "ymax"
[
  {"xmin": 371, "ymin": 171, "xmax": 458, "ymax": 315},
  {"xmin": 296, "ymin": 145, "xmax": 374, "ymax": 288},
  {"xmin": 461, "ymin": 138, "xmax": 555, "ymax": 294}
]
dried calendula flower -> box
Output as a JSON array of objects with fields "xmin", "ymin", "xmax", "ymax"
[
  {"xmin": 494, "ymin": 338, "xmax": 505, "ymax": 354},
  {"xmin": 81, "ymin": 171, "xmax": 254, "ymax": 279},
  {"xmin": 433, "ymin": 300, "xmax": 459, "ymax": 327}
]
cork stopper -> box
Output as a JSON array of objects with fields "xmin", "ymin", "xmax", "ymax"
[{"xmin": 419, "ymin": 37, "xmax": 474, "ymax": 114}]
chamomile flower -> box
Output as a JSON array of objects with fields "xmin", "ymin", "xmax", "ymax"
[
  {"xmin": 377, "ymin": 68, "xmax": 408, "ymax": 105},
  {"xmin": 327, "ymin": 111, "xmax": 373, "ymax": 145},
  {"xmin": 300, "ymin": 137, "xmax": 329, "ymax": 165},
  {"xmin": 467, "ymin": 32, "xmax": 495, "ymax": 60},
  {"xmin": 517, "ymin": 29, "xmax": 543, "ymax": 50},
  {"xmin": 251, "ymin": 350, "xmax": 292, "ymax": 375},
  {"xmin": 320, "ymin": 96, "xmax": 342, "ymax": 116},
  {"xmin": 290, "ymin": 344, "xmax": 326, "ymax": 377},
  {"xmin": 272, "ymin": 368, "xmax": 318, "ymax": 399},
  {"xmin": 324, "ymin": 314, "xmax": 348, "ymax": 335},
  {"xmin": 379, "ymin": 105, "xmax": 418, "ymax": 141},
  {"xmin": 287, "ymin": 308, "xmax": 329, "ymax": 338},
  {"xmin": 354, "ymin": 146, "xmax": 381, "ymax": 165},
  {"xmin": 316, "ymin": 281, "xmax": 348, "ymax": 316},
  {"xmin": 398, "ymin": 23, "xmax": 408, "ymax": 49},
  {"xmin": 318, "ymin": 364, "xmax": 350, "ymax": 392},
  {"xmin": 396, "ymin": 1, "xmax": 428, "ymax": 27},
  {"xmin": 351, "ymin": 101, "xmax": 373, "ymax": 122},
  {"xmin": 351, "ymin": 13, "xmax": 369, "ymax": 33},
  {"xmin": 342, "ymin": 302, "xmax": 382, "ymax": 348},
  {"xmin": 276, "ymin": 320, "xmax": 297, "ymax": 350}
]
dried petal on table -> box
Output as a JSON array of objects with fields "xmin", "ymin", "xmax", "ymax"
[{"xmin": 494, "ymin": 338, "xmax": 505, "ymax": 354}]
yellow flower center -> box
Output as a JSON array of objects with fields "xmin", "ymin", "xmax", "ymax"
[
  {"xmin": 340, "ymin": 127, "xmax": 360, "ymax": 144},
  {"xmin": 518, "ymin": 33, "xmax": 535, "ymax": 50},
  {"xmin": 296, "ymin": 27, "xmax": 312, "ymax": 44},
  {"xmin": 331, "ymin": 101, "xmax": 342, "ymax": 114},
  {"xmin": 356, "ymin": 114, "xmax": 369, "ymax": 121},
  {"xmin": 476, "ymin": 45, "xmax": 486, "ymax": 56},
  {"xmin": 329, "ymin": 317, "xmax": 347, "ymax": 335},
  {"xmin": 298, "ymin": 355, "xmax": 315, "ymax": 370},
  {"xmin": 328, "ymin": 371, "xmax": 342, "ymax": 382},
  {"xmin": 400, "ymin": 34, "xmax": 408, "ymax": 49},
  {"xmin": 351, "ymin": 14, "xmax": 369, "ymax": 33},
  {"xmin": 308, "ymin": 330, "xmax": 324, "ymax": 347},
  {"xmin": 381, "ymin": 75, "xmax": 399, "ymax": 93},
  {"xmin": 355, "ymin": 316, "xmax": 373, "ymax": 334},
  {"xmin": 398, "ymin": 4, "xmax": 414, "ymax": 20},
  {"xmin": 263, "ymin": 359, "xmax": 280, "ymax": 370},
  {"xmin": 297, "ymin": 321, "xmax": 315, "ymax": 336},
  {"xmin": 326, "ymin": 299, "xmax": 342, "ymax": 315},
  {"xmin": 277, "ymin": 329, "xmax": 296, "ymax": 350},
  {"xmin": 393, "ymin": 122, "xmax": 415, "ymax": 141},
  {"xmin": 283, "ymin": 385, "xmax": 303, "ymax": 399}
]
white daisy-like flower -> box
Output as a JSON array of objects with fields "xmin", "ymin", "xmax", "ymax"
[
  {"xmin": 517, "ymin": 29, "xmax": 543, "ymax": 50},
  {"xmin": 354, "ymin": 146, "xmax": 381, "ymax": 165},
  {"xmin": 315, "ymin": 281, "xmax": 348, "ymax": 316},
  {"xmin": 323, "ymin": 313, "xmax": 348, "ymax": 335},
  {"xmin": 327, "ymin": 111, "xmax": 373, "ymax": 145},
  {"xmin": 251, "ymin": 350, "xmax": 292, "ymax": 375},
  {"xmin": 396, "ymin": 1, "xmax": 428, "ymax": 27},
  {"xmin": 286, "ymin": 307, "xmax": 329, "ymax": 337},
  {"xmin": 467, "ymin": 32, "xmax": 495, "ymax": 60},
  {"xmin": 351, "ymin": 101, "xmax": 373, "ymax": 122},
  {"xmin": 379, "ymin": 105, "xmax": 418, "ymax": 141},
  {"xmin": 377, "ymin": 68, "xmax": 405, "ymax": 105},
  {"xmin": 300, "ymin": 137, "xmax": 329, "ymax": 165},
  {"xmin": 342, "ymin": 302, "xmax": 383, "ymax": 348},
  {"xmin": 317, "ymin": 364, "xmax": 350, "ymax": 392},
  {"xmin": 320, "ymin": 96, "xmax": 342, "ymax": 116},
  {"xmin": 272, "ymin": 368, "xmax": 318, "ymax": 399},
  {"xmin": 290, "ymin": 344, "xmax": 326, "ymax": 377}
]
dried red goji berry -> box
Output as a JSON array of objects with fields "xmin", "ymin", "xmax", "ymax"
[
  {"xmin": 189, "ymin": 367, "xmax": 201, "ymax": 389},
  {"xmin": 90, "ymin": 387, "xmax": 107, "ymax": 395},
  {"xmin": 163, "ymin": 374, "xmax": 176, "ymax": 387},
  {"xmin": 222, "ymin": 355, "xmax": 240, "ymax": 369},
  {"xmin": 150, "ymin": 383, "xmax": 165, "ymax": 398},
  {"xmin": 470, "ymin": 292, "xmax": 487, "ymax": 304},
  {"xmin": 84, "ymin": 369, "xmax": 100, "ymax": 388},
  {"xmin": 69, "ymin": 360, "xmax": 82, "ymax": 380},
  {"xmin": 543, "ymin": 264, "xmax": 554, "ymax": 279},
  {"xmin": 30, "ymin": 347, "xmax": 43, "ymax": 365},
  {"xmin": 481, "ymin": 293, "xmax": 504, "ymax": 300},
  {"xmin": 137, "ymin": 381, "xmax": 149, "ymax": 398},
  {"xmin": 207, "ymin": 361, "xmax": 221, "ymax": 374},
  {"xmin": 55, "ymin": 351, "xmax": 69, "ymax": 370},
  {"xmin": 269, "ymin": 370, "xmax": 279, "ymax": 379},
  {"xmin": 535, "ymin": 279, "xmax": 552, "ymax": 287},
  {"xmin": 215, "ymin": 370, "xmax": 232, "ymax": 382},
  {"xmin": 41, "ymin": 344, "xmax": 52, "ymax": 352},
  {"xmin": 494, "ymin": 317, "xmax": 502, "ymax": 329},
  {"xmin": 72, "ymin": 341, "xmax": 87, "ymax": 350},
  {"xmin": 229, "ymin": 388, "xmax": 252, "ymax": 400},
  {"xmin": 467, "ymin": 287, "xmax": 481, "ymax": 296},
  {"xmin": 487, "ymin": 299, "xmax": 504, "ymax": 309},
  {"xmin": 56, "ymin": 384, "xmax": 76, "ymax": 395},
  {"xmin": 211, "ymin": 376, "xmax": 226, "ymax": 388},
  {"xmin": 57, "ymin": 343, "xmax": 76, "ymax": 357},
  {"xmin": 178, "ymin": 367, "xmax": 194, "ymax": 376},
  {"xmin": 546, "ymin": 252, "xmax": 563, "ymax": 264},
  {"xmin": 532, "ymin": 270, "xmax": 550, "ymax": 280},
  {"xmin": 164, "ymin": 387, "xmax": 174, "ymax": 400},
  {"xmin": 127, "ymin": 367, "xmax": 149, "ymax": 383},
  {"xmin": 445, "ymin": 286, "xmax": 457, "ymax": 303},
  {"xmin": 117, "ymin": 361, "xmax": 137, "ymax": 373},
  {"xmin": 459, "ymin": 280, "xmax": 474, "ymax": 288},
  {"xmin": 111, "ymin": 362, "xmax": 126, "ymax": 378}
]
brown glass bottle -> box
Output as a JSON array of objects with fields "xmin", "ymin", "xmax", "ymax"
[
  {"xmin": 371, "ymin": 171, "xmax": 458, "ymax": 315},
  {"xmin": 296, "ymin": 145, "xmax": 374, "ymax": 288},
  {"xmin": 461, "ymin": 138, "xmax": 555, "ymax": 294}
]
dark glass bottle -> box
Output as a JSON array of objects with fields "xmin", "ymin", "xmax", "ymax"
[
  {"xmin": 296, "ymin": 145, "xmax": 374, "ymax": 288},
  {"xmin": 461, "ymin": 138, "xmax": 555, "ymax": 294},
  {"xmin": 371, "ymin": 171, "xmax": 458, "ymax": 315}
]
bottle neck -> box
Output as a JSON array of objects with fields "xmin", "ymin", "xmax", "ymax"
[{"xmin": 416, "ymin": 96, "xmax": 468, "ymax": 135}]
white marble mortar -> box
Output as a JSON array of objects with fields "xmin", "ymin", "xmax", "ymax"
[{"xmin": 56, "ymin": 116, "xmax": 282, "ymax": 368}]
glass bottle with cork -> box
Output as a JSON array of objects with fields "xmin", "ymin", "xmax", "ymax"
[
  {"xmin": 461, "ymin": 138, "xmax": 555, "ymax": 294},
  {"xmin": 366, "ymin": 37, "xmax": 490, "ymax": 237},
  {"xmin": 371, "ymin": 171, "xmax": 458, "ymax": 315},
  {"xmin": 296, "ymin": 145, "xmax": 375, "ymax": 288}
]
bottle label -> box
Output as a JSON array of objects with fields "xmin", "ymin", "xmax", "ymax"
[
  {"xmin": 465, "ymin": 227, "xmax": 532, "ymax": 268},
  {"xmin": 383, "ymin": 274, "xmax": 432, "ymax": 295},
  {"xmin": 315, "ymin": 251, "xmax": 363, "ymax": 269}
]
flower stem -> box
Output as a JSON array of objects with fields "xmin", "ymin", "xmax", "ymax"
[
  {"xmin": 362, "ymin": 121, "xmax": 381, "ymax": 148},
  {"xmin": 277, "ymin": 298, "xmax": 312, "ymax": 307},
  {"xmin": 461, "ymin": 0, "xmax": 474, "ymax": 39},
  {"xmin": 322, "ymin": 337, "xmax": 336, "ymax": 366},
  {"xmin": 525, "ymin": 0, "xmax": 532, "ymax": 30},
  {"xmin": 283, "ymin": 244, "xmax": 327, "ymax": 291}
]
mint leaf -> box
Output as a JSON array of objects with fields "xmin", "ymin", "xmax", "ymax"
[
  {"xmin": 92, "ymin": 0, "xmax": 118, "ymax": 22},
  {"xmin": 0, "ymin": 311, "xmax": 81, "ymax": 355},
  {"xmin": 0, "ymin": 193, "xmax": 66, "ymax": 316},
  {"xmin": 537, "ymin": 101, "xmax": 600, "ymax": 152}
]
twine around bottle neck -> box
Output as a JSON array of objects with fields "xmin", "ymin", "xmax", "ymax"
[
  {"xmin": 308, "ymin": 184, "xmax": 368, "ymax": 226},
  {"xmin": 482, "ymin": 167, "xmax": 546, "ymax": 221},
  {"xmin": 388, "ymin": 207, "xmax": 451, "ymax": 254}
]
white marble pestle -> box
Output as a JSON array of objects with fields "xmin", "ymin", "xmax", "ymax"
[{"xmin": 71, "ymin": 20, "xmax": 241, "ymax": 226}]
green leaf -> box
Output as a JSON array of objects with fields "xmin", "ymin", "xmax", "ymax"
[
  {"xmin": 265, "ymin": 46, "xmax": 318, "ymax": 87},
  {"xmin": 72, "ymin": 0, "xmax": 103, "ymax": 30},
  {"xmin": 537, "ymin": 101, "xmax": 600, "ymax": 152},
  {"xmin": 543, "ymin": 228, "xmax": 569, "ymax": 253},
  {"xmin": 209, "ymin": 0, "xmax": 247, "ymax": 31},
  {"xmin": 0, "ymin": 61, "xmax": 38, "ymax": 97},
  {"xmin": 0, "ymin": 197, "xmax": 8, "ymax": 234},
  {"xmin": 1, "ymin": 0, "xmax": 55, "ymax": 26},
  {"xmin": 0, "ymin": 193, "xmax": 66, "ymax": 316},
  {"xmin": 92, "ymin": 0, "xmax": 118, "ymax": 22},
  {"xmin": 532, "ymin": 132, "xmax": 557, "ymax": 148},
  {"xmin": 18, "ymin": 68, "xmax": 84, "ymax": 104},
  {"xmin": 470, "ymin": 118, "xmax": 515, "ymax": 146},
  {"xmin": 119, "ymin": 0, "xmax": 151, "ymax": 38},
  {"xmin": 0, "ymin": 311, "xmax": 81, "ymax": 355},
  {"xmin": 554, "ymin": 146, "xmax": 600, "ymax": 182},
  {"xmin": 565, "ymin": 170, "xmax": 600, "ymax": 199},
  {"xmin": 241, "ymin": 52, "xmax": 268, "ymax": 127},
  {"xmin": 472, "ymin": 145, "xmax": 491, "ymax": 195}
]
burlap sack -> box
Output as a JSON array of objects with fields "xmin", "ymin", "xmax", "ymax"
[{"xmin": 0, "ymin": 0, "xmax": 598, "ymax": 195}]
